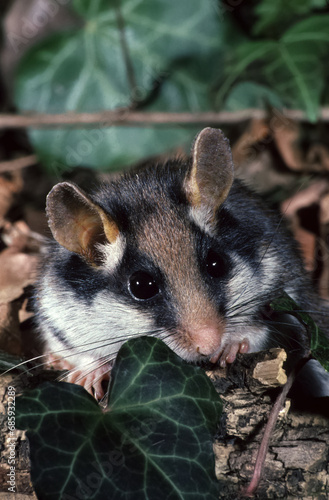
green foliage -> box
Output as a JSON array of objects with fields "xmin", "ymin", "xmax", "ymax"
[
  {"xmin": 224, "ymin": 81, "xmax": 284, "ymax": 111},
  {"xmin": 270, "ymin": 292, "xmax": 329, "ymax": 372},
  {"xmin": 16, "ymin": 337, "xmax": 222, "ymax": 500},
  {"xmin": 220, "ymin": 15, "xmax": 329, "ymax": 122},
  {"xmin": 0, "ymin": 351, "xmax": 27, "ymax": 374},
  {"xmin": 14, "ymin": 0, "xmax": 222, "ymax": 171},
  {"xmin": 253, "ymin": 0, "xmax": 327, "ymax": 36},
  {"xmin": 13, "ymin": 0, "xmax": 329, "ymax": 171}
]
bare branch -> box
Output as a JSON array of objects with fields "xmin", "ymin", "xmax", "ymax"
[
  {"xmin": 0, "ymin": 108, "xmax": 329, "ymax": 129},
  {"xmin": 0, "ymin": 155, "xmax": 38, "ymax": 173}
]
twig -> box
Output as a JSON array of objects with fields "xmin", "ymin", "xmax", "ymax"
[
  {"xmin": 242, "ymin": 374, "xmax": 294, "ymax": 497},
  {"xmin": 0, "ymin": 108, "xmax": 329, "ymax": 129},
  {"xmin": 243, "ymin": 357, "xmax": 310, "ymax": 497},
  {"xmin": 0, "ymin": 154, "xmax": 38, "ymax": 173}
]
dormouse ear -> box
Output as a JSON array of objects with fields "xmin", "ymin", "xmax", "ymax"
[
  {"xmin": 184, "ymin": 127, "xmax": 234, "ymax": 225},
  {"xmin": 46, "ymin": 182, "xmax": 119, "ymax": 263}
]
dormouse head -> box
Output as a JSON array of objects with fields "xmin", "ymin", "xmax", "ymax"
[
  {"xmin": 45, "ymin": 128, "xmax": 237, "ymax": 363},
  {"xmin": 46, "ymin": 127, "xmax": 234, "ymax": 264}
]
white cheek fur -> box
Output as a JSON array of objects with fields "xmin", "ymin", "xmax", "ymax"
[
  {"xmin": 38, "ymin": 275, "xmax": 156, "ymax": 370},
  {"xmin": 97, "ymin": 234, "xmax": 126, "ymax": 272},
  {"xmin": 227, "ymin": 252, "xmax": 280, "ymax": 310},
  {"xmin": 222, "ymin": 252, "xmax": 280, "ymax": 353},
  {"xmin": 188, "ymin": 206, "xmax": 215, "ymax": 235}
]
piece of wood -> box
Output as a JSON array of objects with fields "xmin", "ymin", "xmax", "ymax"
[{"xmin": 208, "ymin": 350, "xmax": 329, "ymax": 499}]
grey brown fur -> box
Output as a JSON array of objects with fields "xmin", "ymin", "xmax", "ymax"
[{"xmin": 34, "ymin": 128, "xmax": 327, "ymax": 397}]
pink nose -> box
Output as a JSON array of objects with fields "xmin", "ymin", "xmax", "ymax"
[{"xmin": 189, "ymin": 321, "xmax": 224, "ymax": 357}]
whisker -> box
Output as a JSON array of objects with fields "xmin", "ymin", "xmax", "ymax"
[
  {"xmin": 1, "ymin": 353, "xmax": 48, "ymax": 377},
  {"xmin": 228, "ymin": 295, "xmax": 269, "ymax": 318},
  {"xmin": 291, "ymin": 308, "xmax": 328, "ymax": 317},
  {"xmin": 57, "ymin": 355, "xmax": 115, "ymax": 383},
  {"xmin": 2, "ymin": 326, "xmax": 166, "ymax": 385}
]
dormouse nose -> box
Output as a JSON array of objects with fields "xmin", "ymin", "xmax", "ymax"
[{"xmin": 188, "ymin": 320, "xmax": 225, "ymax": 357}]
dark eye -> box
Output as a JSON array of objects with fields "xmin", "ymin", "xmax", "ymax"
[
  {"xmin": 206, "ymin": 249, "xmax": 227, "ymax": 279},
  {"xmin": 129, "ymin": 271, "xmax": 160, "ymax": 300}
]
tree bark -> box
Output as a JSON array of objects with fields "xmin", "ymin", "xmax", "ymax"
[{"xmin": 209, "ymin": 349, "xmax": 329, "ymax": 499}]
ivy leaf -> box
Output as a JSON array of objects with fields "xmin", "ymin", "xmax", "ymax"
[
  {"xmin": 72, "ymin": 0, "xmax": 221, "ymax": 64},
  {"xmin": 220, "ymin": 15, "xmax": 329, "ymax": 121},
  {"xmin": 216, "ymin": 41, "xmax": 277, "ymax": 108},
  {"xmin": 270, "ymin": 292, "xmax": 329, "ymax": 372},
  {"xmin": 14, "ymin": 1, "xmax": 223, "ymax": 171},
  {"xmin": 253, "ymin": 0, "xmax": 327, "ymax": 37},
  {"xmin": 16, "ymin": 337, "xmax": 222, "ymax": 500},
  {"xmin": 0, "ymin": 351, "xmax": 28, "ymax": 374},
  {"xmin": 149, "ymin": 55, "xmax": 222, "ymax": 113},
  {"xmin": 224, "ymin": 81, "xmax": 283, "ymax": 111}
]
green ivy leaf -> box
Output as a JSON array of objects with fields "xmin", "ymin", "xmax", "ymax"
[
  {"xmin": 220, "ymin": 15, "xmax": 329, "ymax": 121},
  {"xmin": 253, "ymin": 0, "xmax": 327, "ymax": 37},
  {"xmin": 0, "ymin": 351, "xmax": 27, "ymax": 374},
  {"xmin": 224, "ymin": 81, "xmax": 283, "ymax": 111},
  {"xmin": 270, "ymin": 292, "xmax": 329, "ymax": 372},
  {"xmin": 16, "ymin": 337, "xmax": 222, "ymax": 500},
  {"xmin": 216, "ymin": 41, "xmax": 277, "ymax": 108},
  {"xmin": 14, "ymin": 1, "xmax": 223, "ymax": 171},
  {"xmin": 72, "ymin": 0, "xmax": 119, "ymax": 17},
  {"xmin": 28, "ymin": 126, "xmax": 196, "ymax": 175},
  {"xmin": 149, "ymin": 56, "xmax": 222, "ymax": 113}
]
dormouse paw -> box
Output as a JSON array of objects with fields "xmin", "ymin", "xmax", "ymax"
[
  {"xmin": 46, "ymin": 353, "xmax": 75, "ymax": 372},
  {"xmin": 68, "ymin": 365, "xmax": 110, "ymax": 400},
  {"xmin": 46, "ymin": 354, "xmax": 111, "ymax": 400},
  {"xmin": 210, "ymin": 338, "xmax": 250, "ymax": 367}
]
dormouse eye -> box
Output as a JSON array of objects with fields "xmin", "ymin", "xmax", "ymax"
[
  {"xmin": 206, "ymin": 249, "xmax": 227, "ymax": 279},
  {"xmin": 129, "ymin": 271, "xmax": 159, "ymax": 300}
]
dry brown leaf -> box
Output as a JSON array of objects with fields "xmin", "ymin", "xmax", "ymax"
[
  {"xmin": 0, "ymin": 238, "xmax": 40, "ymax": 356},
  {"xmin": 273, "ymin": 119, "xmax": 329, "ymax": 172},
  {"xmin": 232, "ymin": 119, "xmax": 270, "ymax": 168},
  {"xmin": 0, "ymin": 172, "xmax": 23, "ymax": 225},
  {"xmin": 293, "ymin": 227, "xmax": 316, "ymax": 273},
  {"xmin": 0, "ymin": 216, "xmax": 45, "ymax": 358},
  {"xmin": 281, "ymin": 181, "xmax": 329, "ymax": 217},
  {"xmin": 236, "ymin": 150, "xmax": 297, "ymax": 195},
  {"xmin": 2, "ymin": 220, "xmax": 46, "ymax": 253},
  {"xmin": 320, "ymin": 192, "xmax": 329, "ymax": 225},
  {"xmin": 19, "ymin": 296, "xmax": 35, "ymax": 324},
  {"xmin": 0, "ymin": 247, "xmax": 40, "ymax": 304},
  {"xmin": 281, "ymin": 181, "xmax": 329, "ymax": 295},
  {"xmin": 232, "ymin": 118, "xmax": 299, "ymax": 194},
  {"xmin": 0, "ymin": 300, "xmax": 22, "ymax": 355},
  {"xmin": 307, "ymin": 144, "xmax": 329, "ymax": 171},
  {"xmin": 318, "ymin": 193, "xmax": 329, "ymax": 299},
  {"xmin": 272, "ymin": 120, "xmax": 303, "ymax": 170}
]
